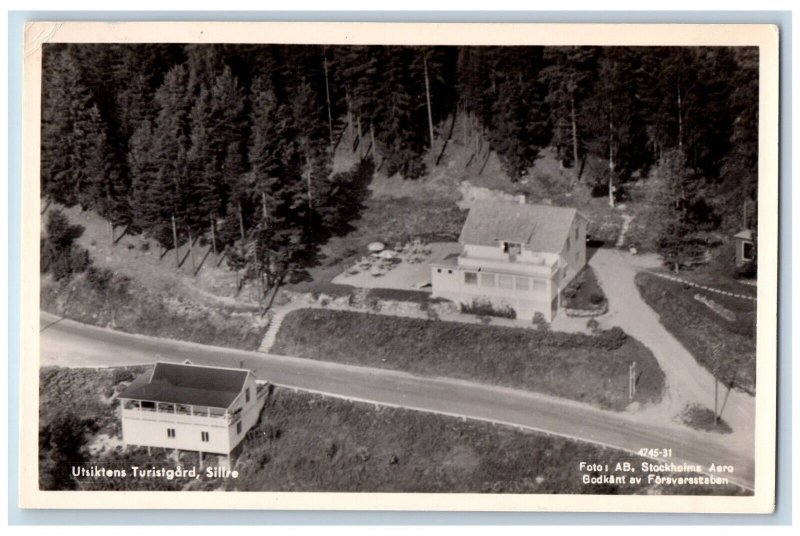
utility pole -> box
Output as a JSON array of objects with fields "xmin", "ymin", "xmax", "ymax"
[
  {"xmin": 628, "ymin": 361, "xmax": 637, "ymax": 401},
  {"xmin": 711, "ymin": 344, "xmax": 721, "ymax": 424}
]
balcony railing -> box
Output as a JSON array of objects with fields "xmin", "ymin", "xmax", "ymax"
[
  {"xmin": 121, "ymin": 405, "xmax": 236, "ymax": 427},
  {"xmin": 458, "ymin": 253, "xmax": 558, "ymax": 276}
]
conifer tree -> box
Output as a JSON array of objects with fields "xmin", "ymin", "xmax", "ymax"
[
  {"xmin": 484, "ymin": 47, "xmax": 551, "ymax": 181},
  {"xmin": 41, "ymin": 48, "xmax": 109, "ymax": 207},
  {"xmin": 129, "ymin": 65, "xmax": 192, "ymax": 251}
]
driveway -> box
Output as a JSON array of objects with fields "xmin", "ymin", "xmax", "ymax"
[{"xmin": 589, "ymin": 248, "xmax": 755, "ymax": 459}]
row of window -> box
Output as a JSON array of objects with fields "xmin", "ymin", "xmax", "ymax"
[
  {"xmin": 165, "ymin": 422, "xmax": 243, "ymax": 441},
  {"xmin": 463, "ymin": 271, "xmax": 546, "ymax": 292}
]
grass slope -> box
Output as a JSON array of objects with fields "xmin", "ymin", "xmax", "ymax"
[
  {"xmin": 272, "ymin": 309, "xmax": 664, "ymax": 410},
  {"xmin": 41, "ymin": 273, "xmax": 267, "ymax": 351},
  {"xmin": 635, "ymin": 272, "xmax": 756, "ymax": 393}
]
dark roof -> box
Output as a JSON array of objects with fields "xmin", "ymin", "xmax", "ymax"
[
  {"xmin": 119, "ymin": 362, "xmax": 249, "ymax": 409},
  {"xmin": 458, "ymin": 200, "xmax": 579, "ymax": 253}
]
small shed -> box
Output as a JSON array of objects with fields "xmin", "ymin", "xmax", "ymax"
[{"xmin": 733, "ymin": 229, "xmax": 755, "ymax": 266}]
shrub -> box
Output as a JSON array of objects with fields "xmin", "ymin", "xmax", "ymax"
[
  {"xmin": 46, "ymin": 244, "xmax": 91, "ymax": 281},
  {"xmin": 41, "ymin": 210, "xmax": 92, "ymax": 281},
  {"xmin": 736, "ymin": 260, "xmax": 757, "ymax": 279},
  {"xmin": 532, "ymin": 312, "xmax": 547, "ymax": 326},
  {"xmin": 461, "ymin": 299, "xmax": 516, "ymax": 319},
  {"xmin": 85, "ymin": 266, "xmax": 114, "ymax": 292},
  {"xmin": 596, "ymin": 327, "xmax": 628, "ymax": 350},
  {"xmin": 111, "ymin": 368, "xmax": 135, "ymax": 385},
  {"xmin": 39, "ymin": 410, "xmax": 90, "ymax": 490},
  {"xmin": 587, "ymin": 318, "xmax": 600, "ymax": 334}
]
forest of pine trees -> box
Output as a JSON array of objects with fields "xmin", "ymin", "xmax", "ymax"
[{"xmin": 41, "ymin": 44, "xmax": 759, "ymax": 286}]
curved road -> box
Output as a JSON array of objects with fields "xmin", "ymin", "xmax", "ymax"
[{"xmin": 39, "ymin": 311, "xmax": 754, "ymax": 490}]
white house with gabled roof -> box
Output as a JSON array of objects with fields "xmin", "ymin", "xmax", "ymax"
[
  {"xmin": 431, "ymin": 200, "xmax": 588, "ymax": 321},
  {"xmin": 118, "ymin": 361, "xmax": 267, "ymax": 461}
]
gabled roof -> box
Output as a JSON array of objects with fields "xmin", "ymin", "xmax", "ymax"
[
  {"xmin": 734, "ymin": 229, "xmax": 754, "ymax": 241},
  {"xmin": 458, "ymin": 200, "xmax": 581, "ymax": 253},
  {"xmin": 119, "ymin": 362, "xmax": 249, "ymax": 409}
]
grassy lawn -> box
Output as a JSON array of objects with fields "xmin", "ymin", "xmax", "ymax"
[
  {"xmin": 680, "ymin": 404, "xmax": 733, "ymax": 435},
  {"xmin": 42, "ymin": 367, "xmax": 746, "ymax": 495},
  {"xmin": 272, "ymin": 309, "xmax": 665, "ymax": 411},
  {"xmin": 635, "ymin": 272, "xmax": 756, "ymax": 393}
]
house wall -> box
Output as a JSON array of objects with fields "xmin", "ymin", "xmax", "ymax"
[
  {"xmin": 120, "ymin": 407, "xmax": 232, "ymax": 455},
  {"xmin": 431, "ymin": 265, "xmax": 556, "ymax": 320},
  {"xmin": 557, "ymin": 217, "xmax": 587, "ymax": 289},
  {"xmin": 226, "ymin": 376, "xmax": 268, "ymax": 450},
  {"xmin": 735, "ymin": 238, "xmax": 755, "ymax": 265}
]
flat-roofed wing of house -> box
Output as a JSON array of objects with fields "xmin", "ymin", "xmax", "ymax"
[
  {"xmin": 118, "ymin": 361, "xmax": 268, "ymax": 458},
  {"xmin": 431, "ymin": 200, "xmax": 587, "ymax": 321}
]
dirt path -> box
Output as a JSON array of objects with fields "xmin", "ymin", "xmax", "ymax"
[
  {"xmin": 615, "ymin": 213, "xmax": 633, "ymax": 248},
  {"xmin": 589, "ymin": 248, "xmax": 755, "ymax": 459}
]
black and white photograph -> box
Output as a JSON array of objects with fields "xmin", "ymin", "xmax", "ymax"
[{"xmin": 20, "ymin": 21, "xmax": 779, "ymax": 512}]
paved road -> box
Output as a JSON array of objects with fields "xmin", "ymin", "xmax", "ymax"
[{"xmin": 40, "ymin": 311, "xmax": 754, "ymax": 490}]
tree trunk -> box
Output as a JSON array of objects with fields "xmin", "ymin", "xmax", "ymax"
[
  {"xmin": 571, "ymin": 92, "xmax": 580, "ymax": 183},
  {"xmin": 108, "ymin": 220, "xmax": 114, "ymax": 246},
  {"xmin": 262, "ymin": 191, "xmax": 268, "ymax": 220},
  {"xmin": 370, "ymin": 122, "xmax": 376, "ymax": 157},
  {"xmin": 345, "ymin": 88, "xmax": 353, "ymax": 141},
  {"xmin": 461, "ymin": 106, "xmax": 468, "ymax": 147},
  {"xmin": 608, "ymin": 113, "xmax": 615, "ymax": 209},
  {"xmin": 238, "ymin": 201, "xmax": 245, "ymax": 240},
  {"xmin": 423, "ymin": 55, "xmax": 435, "ymax": 150},
  {"xmin": 306, "ymin": 153, "xmax": 313, "ymax": 241},
  {"xmin": 171, "ymin": 214, "xmax": 179, "ymax": 268},
  {"xmin": 189, "ymin": 234, "xmax": 196, "ymax": 275},
  {"xmin": 356, "ymin": 116, "xmax": 363, "ymax": 158},
  {"xmin": 210, "ymin": 214, "xmax": 217, "ymax": 256},
  {"xmin": 323, "ymin": 53, "xmax": 334, "ymax": 147},
  {"xmin": 677, "ymin": 86, "xmax": 683, "ymax": 151}
]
